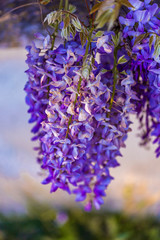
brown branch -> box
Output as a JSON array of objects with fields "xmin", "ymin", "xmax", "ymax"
[
  {"xmin": 0, "ymin": 2, "xmax": 39, "ymax": 19},
  {"xmin": 37, "ymin": 0, "xmax": 52, "ymax": 37},
  {"xmin": 84, "ymin": 0, "xmax": 90, "ymax": 13}
]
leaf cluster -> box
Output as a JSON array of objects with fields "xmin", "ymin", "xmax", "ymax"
[
  {"xmin": 44, "ymin": 5, "xmax": 88, "ymax": 47},
  {"xmin": 90, "ymin": 0, "xmax": 134, "ymax": 30}
]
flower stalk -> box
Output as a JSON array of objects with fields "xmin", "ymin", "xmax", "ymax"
[
  {"xmin": 65, "ymin": 0, "xmax": 69, "ymax": 11},
  {"xmin": 66, "ymin": 28, "xmax": 94, "ymax": 138},
  {"xmin": 108, "ymin": 42, "xmax": 119, "ymax": 117}
]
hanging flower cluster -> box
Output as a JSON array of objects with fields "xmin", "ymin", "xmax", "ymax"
[
  {"xmin": 24, "ymin": 0, "xmax": 160, "ymax": 209},
  {"xmin": 119, "ymin": 0, "xmax": 160, "ymax": 157}
]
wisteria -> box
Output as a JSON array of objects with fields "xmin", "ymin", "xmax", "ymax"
[
  {"xmin": 119, "ymin": 0, "xmax": 160, "ymax": 157},
  {"xmin": 24, "ymin": 0, "xmax": 160, "ymax": 209}
]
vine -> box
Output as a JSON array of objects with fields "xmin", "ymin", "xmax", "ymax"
[{"xmin": 24, "ymin": 0, "xmax": 160, "ymax": 210}]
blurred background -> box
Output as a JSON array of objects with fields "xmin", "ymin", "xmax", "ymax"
[{"xmin": 0, "ymin": 1, "xmax": 160, "ymax": 239}]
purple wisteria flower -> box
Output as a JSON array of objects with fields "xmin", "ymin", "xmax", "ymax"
[
  {"xmin": 24, "ymin": 0, "xmax": 160, "ymax": 209},
  {"xmin": 24, "ymin": 41, "xmax": 50, "ymax": 162},
  {"xmin": 119, "ymin": 0, "xmax": 160, "ymax": 157},
  {"xmin": 25, "ymin": 31, "xmax": 138, "ymax": 209}
]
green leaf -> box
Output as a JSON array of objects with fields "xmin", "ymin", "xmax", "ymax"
[
  {"xmin": 101, "ymin": 69, "xmax": 109, "ymax": 73},
  {"xmin": 118, "ymin": 55, "xmax": 128, "ymax": 64},
  {"xmin": 154, "ymin": 35, "xmax": 160, "ymax": 58},
  {"xmin": 82, "ymin": 64, "xmax": 90, "ymax": 80},
  {"xmin": 69, "ymin": 4, "xmax": 76, "ymax": 13},
  {"xmin": 91, "ymin": 56, "xmax": 95, "ymax": 65},
  {"xmin": 108, "ymin": 3, "xmax": 121, "ymax": 31},
  {"xmin": 111, "ymin": 32, "xmax": 121, "ymax": 47},
  {"xmin": 57, "ymin": 11, "xmax": 62, "ymax": 22},
  {"xmin": 95, "ymin": 10, "xmax": 111, "ymax": 29},
  {"xmin": 79, "ymin": 32, "xmax": 87, "ymax": 48},
  {"xmin": 70, "ymin": 24, "xmax": 76, "ymax": 38},
  {"xmin": 40, "ymin": 0, "xmax": 51, "ymax": 5},
  {"xmin": 95, "ymin": 31, "xmax": 104, "ymax": 38},
  {"xmin": 119, "ymin": 0, "xmax": 134, "ymax": 8},
  {"xmin": 71, "ymin": 18, "xmax": 81, "ymax": 31},
  {"xmin": 113, "ymin": 2, "xmax": 121, "ymax": 21},
  {"xmin": 134, "ymin": 33, "xmax": 149, "ymax": 46},
  {"xmin": 44, "ymin": 11, "xmax": 57, "ymax": 24},
  {"xmin": 120, "ymin": 70, "xmax": 127, "ymax": 75},
  {"xmin": 64, "ymin": 15, "xmax": 70, "ymax": 28},
  {"xmin": 61, "ymin": 27, "xmax": 69, "ymax": 40},
  {"xmin": 95, "ymin": 1, "xmax": 121, "ymax": 30},
  {"xmin": 90, "ymin": 2, "xmax": 103, "ymax": 15},
  {"xmin": 149, "ymin": 35, "xmax": 154, "ymax": 50}
]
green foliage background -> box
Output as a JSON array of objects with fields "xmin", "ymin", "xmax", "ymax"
[{"xmin": 0, "ymin": 201, "xmax": 160, "ymax": 240}]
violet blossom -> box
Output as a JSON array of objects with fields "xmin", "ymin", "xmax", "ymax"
[{"xmin": 24, "ymin": 0, "xmax": 160, "ymax": 210}]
